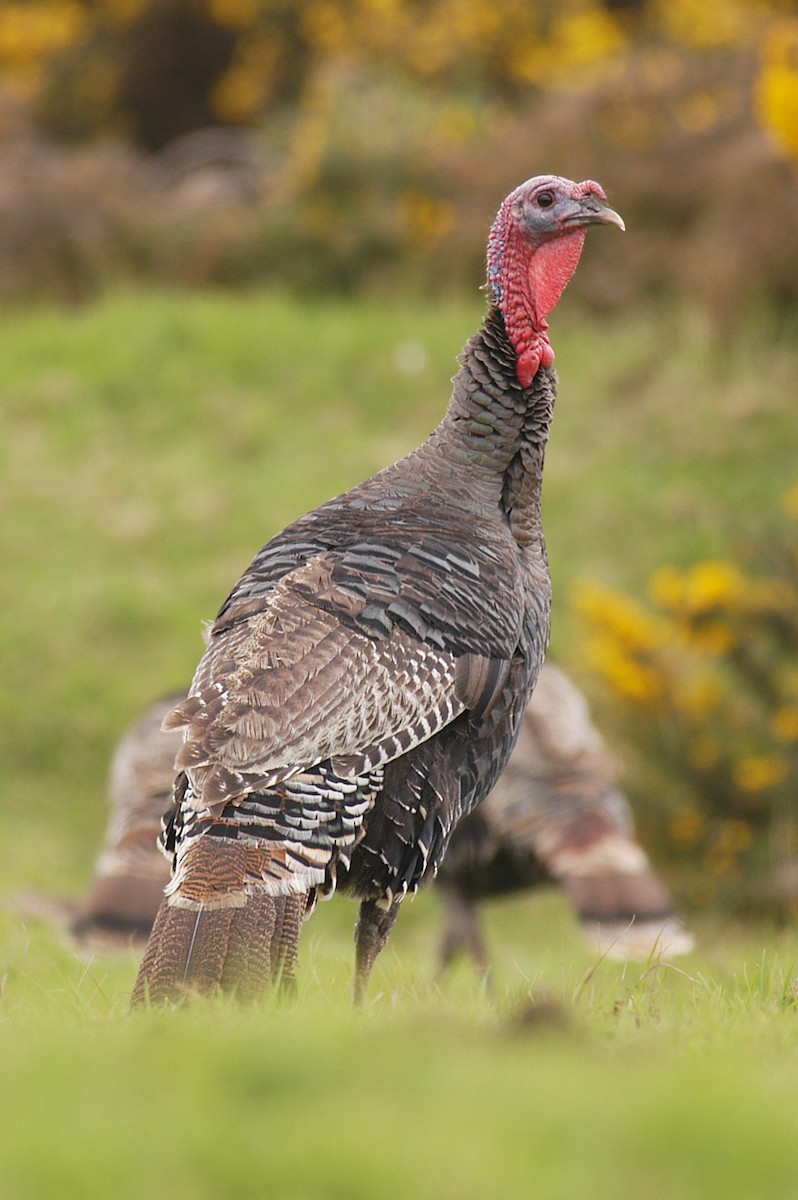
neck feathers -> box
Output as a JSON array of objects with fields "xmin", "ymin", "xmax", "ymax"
[{"xmin": 434, "ymin": 309, "xmax": 556, "ymax": 490}]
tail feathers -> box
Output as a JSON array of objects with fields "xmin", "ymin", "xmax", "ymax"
[
  {"xmin": 268, "ymin": 894, "xmax": 305, "ymax": 993},
  {"xmin": 130, "ymin": 835, "xmax": 315, "ymax": 1006},
  {"xmin": 218, "ymin": 894, "xmax": 277, "ymax": 999},
  {"xmin": 131, "ymin": 901, "xmax": 231, "ymax": 1006},
  {"xmin": 130, "ymin": 891, "xmax": 307, "ymax": 1007}
]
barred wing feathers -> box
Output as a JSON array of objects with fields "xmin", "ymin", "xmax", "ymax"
[{"xmin": 161, "ymin": 533, "xmax": 519, "ymax": 908}]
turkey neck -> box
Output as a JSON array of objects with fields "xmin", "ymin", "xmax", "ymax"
[{"xmin": 424, "ymin": 304, "xmax": 555, "ymax": 543}]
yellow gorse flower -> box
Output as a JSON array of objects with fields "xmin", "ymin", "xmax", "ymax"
[
  {"xmin": 772, "ymin": 706, "xmax": 798, "ymax": 743},
  {"xmin": 734, "ymin": 754, "xmax": 790, "ymax": 793},
  {"xmin": 0, "ymin": 2, "xmax": 85, "ymax": 69},
  {"xmin": 575, "ymin": 581, "xmax": 670, "ymax": 652},
  {"xmin": 756, "ymin": 18, "xmax": 798, "ymax": 162},
  {"xmin": 653, "ymin": 0, "xmax": 764, "ymax": 49},
  {"xmin": 649, "ymin": 560, "xmax": 748, "ymax": 616},
  {"xmin": 584, "ymin": 639, "xmax": 663, "ymax": 705}
]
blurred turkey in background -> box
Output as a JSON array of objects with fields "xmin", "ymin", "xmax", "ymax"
[
  {"xmin": 437, "ymin": 663, "xmax": 693, "ymax": 972},
  {"xmin": 69, "ymin": 692, "xmax": 184, "ymax": 949}
]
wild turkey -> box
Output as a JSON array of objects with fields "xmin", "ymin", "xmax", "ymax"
[
  {"xmin": 436, "ymin": 662, "xmax": 693, "ymax": 974},
  {"xmin": 70, "ymin": 692, "xmax": 184, "ymax": 948},
  {"xmin": 131, "ymin": 175, "xmax": 624, "ymax": 1006},
  {"xmin": 74, "ymin": 664, "xmax": 691, "ymax": 967}
]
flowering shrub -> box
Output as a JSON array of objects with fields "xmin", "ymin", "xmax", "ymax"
[
  {"xmin": 573, "ymin": 509, "xmax": 798, "ymax": 911},
  {"xmin": 757, "ymin": 17, "xmax": 798, "ymax": 162},
  {"xmin": 0, "ymin": 0, "xmax": 794, "ymax": 160},
  {"xmin": 0, "ymin": 1, "xmax": 797, "ymax": 307},
  {"xmin": 0, "ymin": 2, "xmax": 86, "ymax": 102}
]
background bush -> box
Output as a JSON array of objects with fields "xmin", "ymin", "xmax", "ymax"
[
  {"xmin": 0, "ymin": 0, "xmax": 796, "ymax": 313},
  {"xmin": 575, "ymin": 528, "xmax": 798, "ymax": 913}
]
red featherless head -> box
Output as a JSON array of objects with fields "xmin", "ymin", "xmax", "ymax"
[{"xmin": 487, "ymin": 176, "xmax": 624, "ymax": 389}]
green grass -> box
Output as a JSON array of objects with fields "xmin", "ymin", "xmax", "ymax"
[
  {"xmin": 2, "ymin": 287, "xmax": 798, "ymax": 1198},
  {"xmin": 3, "ymin": 896, "xmax": 798, "ymax": 1200}
]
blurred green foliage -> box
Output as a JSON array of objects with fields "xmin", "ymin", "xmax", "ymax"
[{"xmin": 3, "ymin": 892, "xmax": 798, "ymax": 1200}]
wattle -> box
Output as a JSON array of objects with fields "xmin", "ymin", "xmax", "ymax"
[{"xmin": 495, "ymin": 223, "xmax": 587, "ymax": 391}]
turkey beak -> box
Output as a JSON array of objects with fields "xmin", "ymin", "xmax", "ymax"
[{"xmin": 564, "ymin": 194, "xmax": 626, "ymax": 232}]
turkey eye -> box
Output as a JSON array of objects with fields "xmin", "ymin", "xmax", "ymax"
[{"xmin": 536, "ymin": 191, "xmax": 554, "ymax": 208}]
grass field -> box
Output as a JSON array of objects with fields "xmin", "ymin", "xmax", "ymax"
[{"xmin": 2, "ymin": 287, "xmax": 798, "ymax": 1198}]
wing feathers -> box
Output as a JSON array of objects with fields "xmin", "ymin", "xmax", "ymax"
[
  {"xmin": 166, "ymin": 552, "xmax": 509, "ymax": 814},
  {"xmin": 454, "ymin": 653, "xmax": 511, "ymax": 719}
]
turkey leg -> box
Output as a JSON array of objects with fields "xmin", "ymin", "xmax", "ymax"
[{"xmin": 353, "ymin": 899, "xmax": 400, "ymax": 1004}]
